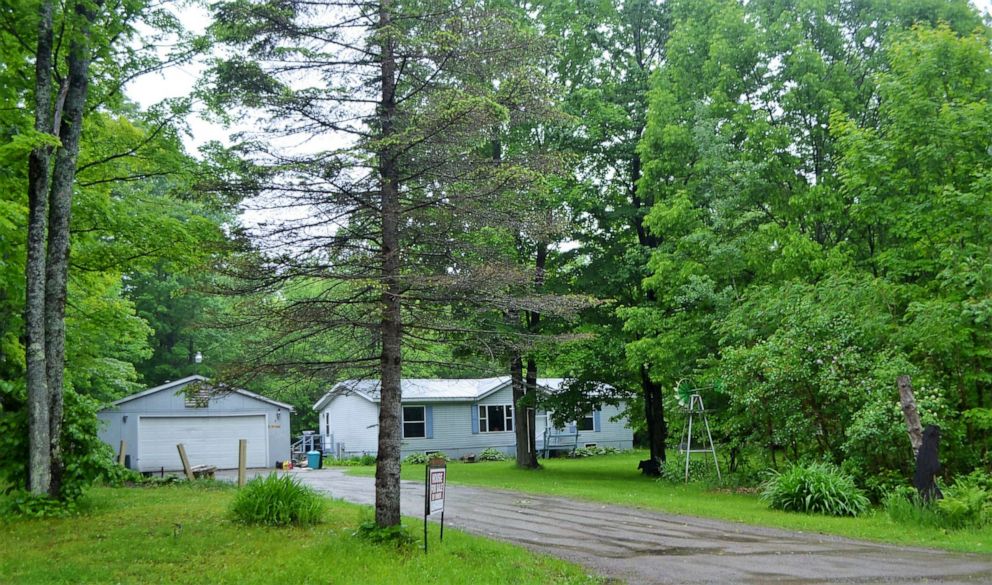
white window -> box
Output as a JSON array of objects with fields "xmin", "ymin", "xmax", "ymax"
[
  {"xmin": 324, "ymin": 413, "xmax": 330, "ymax": 436},
  {"xmin": 479, "ymin": 404, "xmax": 513, "ymax": 433},
  {"xmin": 403, "ymin": 406, "xmax": 426, "ymax": 438}
]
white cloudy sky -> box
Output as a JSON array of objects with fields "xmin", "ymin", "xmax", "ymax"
[{"xmin": 127, "ymin": 1, "xmax": 992, "ymax": 156}]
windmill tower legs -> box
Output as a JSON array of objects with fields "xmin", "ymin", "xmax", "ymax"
[{"xmin": 681, "ymin": 394, "xmax": 721, "ymax": 483}]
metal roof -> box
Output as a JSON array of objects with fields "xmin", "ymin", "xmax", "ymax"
[
  {"xmin": 109, "ymin": 375, "xmax": 295, "ymax": 411},
  {"xmin": 312, "ymin": 377, "xmax": 573, "ymax": 410}
]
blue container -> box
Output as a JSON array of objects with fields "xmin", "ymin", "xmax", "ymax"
[{"xmin": 307, "ymin": 450, "xmax": 322, "ymax": 470}]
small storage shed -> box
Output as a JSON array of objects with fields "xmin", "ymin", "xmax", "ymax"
[{"xmin": 98, "ymin": 375, "xmax": 293, "ymax": 471}]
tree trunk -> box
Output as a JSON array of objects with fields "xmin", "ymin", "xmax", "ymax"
[
  {"xmin": 510, "ymin": 350, "xmax": 538, "ymax": 468},
  {"xmin": 374, "ymin": 0, "xmax": 403, "ymax": 529},
  {"xmin": 640, "ymin": 365, "xmax": 667, "ymax": 463},
  {"xmin": 25, "ymin": 0, "xmax": 55, "ymax": 496},
  {"xmin": 43, "ymin": 0, "xmax": 96, "ymax": 498},
  {"xmin": 521, "ymin": 357, "xmax": 539, "ymax": 467},
  {"xmin": 898, "ymin": 375, "xmax": 924, "ymax": 458},
  {"xmin": 511, "ymin": 232, "xmax": 546, "ymax": 469}
]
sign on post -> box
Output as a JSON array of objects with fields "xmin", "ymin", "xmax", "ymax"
[
  {"xmin": 428, "ymin": 463, "xmax": 446, "ymax": 514},
  {"xmin": 424, "ymin": 457, "xmax": 447, "ymax": 553}
]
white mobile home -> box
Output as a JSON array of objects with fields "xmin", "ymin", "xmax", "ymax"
[{"xmin": 312, "ymin": 378, "xmax": 633, "ymax": 459}]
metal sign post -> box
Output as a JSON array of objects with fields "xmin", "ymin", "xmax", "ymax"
[{"xmin": 424, "ymin": 457, "xmax": 446, "ymax": 553}]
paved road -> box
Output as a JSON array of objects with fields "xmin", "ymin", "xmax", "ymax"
[{"xmin": 223, "ymin": 468, "xmax": 992, "ymax": 584}]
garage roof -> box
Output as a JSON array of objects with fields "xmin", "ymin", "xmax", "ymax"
[{"xmin": 111, "ymin": 375, "xmax": 295, "ymax": 411}]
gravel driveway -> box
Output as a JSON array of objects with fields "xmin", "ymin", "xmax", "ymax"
[{"xmin": 221, "ymin": 468, "xmax": 992, "ymax": 584}]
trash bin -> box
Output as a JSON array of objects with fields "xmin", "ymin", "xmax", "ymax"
[{"xmin": 307, "ymin": 450, "xmax": 321, "ymax": 470}]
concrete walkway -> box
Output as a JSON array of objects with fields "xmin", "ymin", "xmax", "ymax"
[{"xmin": 224, "ymin": 468, "xmax": 992, "ymax": 584}]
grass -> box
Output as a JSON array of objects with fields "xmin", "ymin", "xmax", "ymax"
[
  {"xmin": 0, "ymin": 483, "xmax": 602, "ymax": 584},
  {"xmin": 350, "ymin": 450, "xmax": 992, "ymax": 554}
]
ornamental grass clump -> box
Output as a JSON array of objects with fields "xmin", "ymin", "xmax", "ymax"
[
  {"xmin": 761, "ymin": 462, "xmax": 869, "ymax": 517},
  {"xmin": 230, "ymin": 473, "xmax": 325, "ymax": 526}
]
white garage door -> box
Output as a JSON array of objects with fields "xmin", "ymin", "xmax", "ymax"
[{"xmin": 138, "ymin": 415, "xmax": 268, "ymax": 471}]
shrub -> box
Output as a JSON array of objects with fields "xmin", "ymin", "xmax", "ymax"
[
  {"xmin": 569, "ymin": 446, "xmax": 623, "ymax": 459},
  {"xmin": 0, "ymin": 490, "xmax": 77, "ymax": 518},
  {"xmin": 884, "ymin": 486, "xmax": 943, "ymax": 527},
  {"xmin": 761, "ymin": 462, "xmax": 869, "ymax": 517},
  {"xmin": 230, "ymin": 473, "xmax": 325, "ymax": 526},
  {"xmin": 659, "ymin": 457, "xmax": 720, "ymax": 483},
  {"xmin": 936, "ymin": 482, "xmax": 990, "ymax": 529},
  {"xmin": 885, "ymin": 473, "xmax": 992, "ymax": 530},
  {"xmin": 403, "ymin": 452, "xmax": 449, "ymax": 465},
  {"xmin": 102, "ymin": 464, "xmax": 145, "ymax": 487},
  {"xmin": 478, "ymin": 448, "xmax": 507, "ymax": 461},
  {"xmin": 325, "ymin": 454, "xmax": 377, "ymax": 466}
]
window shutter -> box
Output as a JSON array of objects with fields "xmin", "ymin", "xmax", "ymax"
[
  {"xmin": 593, "ymin": 410, "xmax": 601, "ymax": 432},
  {"xmin": 426, "ymin": 406, "xmax": 434, "ymax": 439},
  {"xmin": 471, "ymin": 404, "xmax": 479, "ymax": 434}
]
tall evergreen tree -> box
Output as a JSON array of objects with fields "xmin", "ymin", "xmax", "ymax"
[{"xmin": 207, "ymin": 0, "xmax": 557, "ymax": 526}]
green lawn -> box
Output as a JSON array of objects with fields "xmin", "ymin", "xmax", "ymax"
[
  {"xmin": 347, "ymin": 450, "xmax": 992, "ymax": 554},
  {"xmin": 0, "ymin": 483, "xmax": 602, "ymax": 585}
]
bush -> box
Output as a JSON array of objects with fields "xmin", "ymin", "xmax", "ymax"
[
  {"xmin": 569, "ymin": 446, "xmax": 623, "ymax": 459},
  {"xmin": 102, "ymin": 464, "xmax": 145, "ymax": 487},
  {"xmin": 478, "ymin": 448, "xmax": 507, "ymax": 461},
  {"xmin": 884, "ymin": 486, "xmax": 943, "ymax": 527},
  {"xmin": 0, "ymin": 388, "xmax": 123, "ymax": 503},
  {"xmin": 936, "ymin": 481, "xmax": 990, "ymax": 529},
  {"xmin": 325, "ymin": 454, "xmax": 377, "ymax": 467},
  {"xmin": 403, "ymin": 452, "xmax": 449, "ymax": 465},
  {"xmin": 230, "ymin": 473, "xmax": 325, "ymax": 526},
  {"xmin": 761, "ymin": 462, "xmax": 869, "ymax": 517},
  {"xmin": 0, "ymin": 490, "xmax": 77, "ymax": 518},
  {"xmin": 659, "ymin": 457, "xmax": 720, "ymax": 483},
  {"xmin": 885, "ymin": 472, "xmax": 992, "ymax": 530}
]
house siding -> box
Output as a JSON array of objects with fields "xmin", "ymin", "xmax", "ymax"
[
  {"xmin": 402, "ymin": 385, "xmax": 520, "ymax": 457},
  {"xmin": 317, "ymin": 382, "xmax": 634, "ymax": 459},
  {"xmin": 98, "ymin": 379, "xmax": 291, "ymax": 470},
  {"xmin": 320, "ymin": 393, "xmax": 379, "ymax": 456}
]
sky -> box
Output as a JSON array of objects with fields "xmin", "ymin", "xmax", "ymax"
[
  {"xmin": 126, "ymin": 5, "xmax": 221, "ymax": 153},
  {"xmin": 127, "ymin": 1, "xmax": 992, "ymax": 157}
]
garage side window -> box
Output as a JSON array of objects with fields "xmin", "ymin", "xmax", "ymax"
[
  {"xmin": 184, "ymin": 386, "xmax": 209, "ymax": 408},
  {"xmin": 403, "ymin": 406, "xmax": 426, "ymax": 438}
]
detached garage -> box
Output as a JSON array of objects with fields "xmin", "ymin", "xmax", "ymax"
[{"xmin": 98, "ymin": 375, "xmax": 293, "ymax": 472}]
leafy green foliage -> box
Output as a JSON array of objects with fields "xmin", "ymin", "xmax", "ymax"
[
  {"xmin": 478, "ymin": 448, "xmax": 507, "ymax": 461},
  {"xmin": 569, "ymin": 446, "xmax": 622, "ymax": 458},
  {"xmin": 0, "ymin": 490, "xmax": 77, "ymax": 518},
  {"xmin": 230, "ymin": 473, "xmax": 325, "ymax": 526},
  {"xmin": 403, "ymin": 452, "xmax": 449, "ymax": 465},
  {"xmin": 325, "ymin": 455, "xmax": 377, "ymax": 467},
  {"xmin": 885, "ymin": 473, "xmax": 992, "ymax": 531},
  {"xmin": 353, "ymin": 518, "xmax": 419, "ymax": 549},
  {"xmin": 761, "ymin": 462, "xmax": 870, "ymax": 517},
  {"xmin": 629, "ymin": 0, "xmax": 990, "ymax": 482},
  {"xmin": 0, "ymin": 385, "xmax": 122, "ymax": 502},
  {"xmin": 884, "ymin": 486, "xmax": 945, "ymax": 528},
  {"xmin": 658, "ymin": 457, "xmax": 721, "ymax": 484}
]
